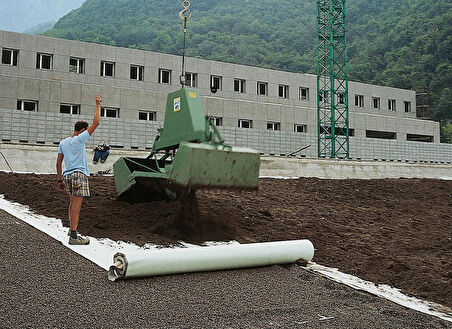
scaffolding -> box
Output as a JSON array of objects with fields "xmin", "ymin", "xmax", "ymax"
[
  {"xmin": 415, "ymin": 86, "xmax": 429, "ymax": 119},
  {"xmin": 317, "ymin": 0, "xmax": 349, "ymax": 159}
]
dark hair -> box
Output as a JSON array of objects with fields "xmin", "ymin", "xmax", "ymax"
[{"xmin": 74, "ymin": 120, "xmax": 88, "ymax": 132}]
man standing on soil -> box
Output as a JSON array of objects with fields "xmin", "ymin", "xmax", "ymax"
[{"xmin": 56, "ymin": 94, "xmax": 102, "ymax": 245}]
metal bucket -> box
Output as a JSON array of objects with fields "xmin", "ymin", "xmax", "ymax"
[
  {"xmin": 168, "ymin": 141, "xmax": 260, "ymax": 190},
  {"xmin": 113, "ymin": 141, "xmax": 260, "ymax": 203},
  {"xmin": 113, "ymin": 157, "xmax": 181, "ymax": 202}
]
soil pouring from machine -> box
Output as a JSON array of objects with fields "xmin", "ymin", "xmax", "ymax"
[{"xmin": 113, "ymin": 88, "xmax": 261, "ymax": 203}]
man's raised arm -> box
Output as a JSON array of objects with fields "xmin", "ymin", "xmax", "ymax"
[{"xmin": 87, "ymin": 94, "xmax": 102, "ymax": 135}]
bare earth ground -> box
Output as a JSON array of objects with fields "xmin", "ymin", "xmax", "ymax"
[
  {"xmin": 0, "ymin": 172, "xmax": 451, "ymax": 308},
  {"xmin": 2, "ymin": 210, "xmax": 450, "ymax": 329}
]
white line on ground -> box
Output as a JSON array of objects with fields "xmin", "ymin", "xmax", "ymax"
[
  {"xmin": 306, "ymin": 263, "xmax": 451, "ymax": 322},
  {"xmin": 0, "ymin": 195, "xmax": 160, "ymax": 270},
  {"xmin": 259, "ymin": 176, "xmax": 300, "ymax": 179},
  {"xmin": 0, "ymin": 194, "xmax": 450, "ymax": 322}
]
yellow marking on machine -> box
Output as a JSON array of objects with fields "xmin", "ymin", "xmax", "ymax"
[{"xmin": 174, "ymin": 97, "xmax": 181, "ymax": 112}]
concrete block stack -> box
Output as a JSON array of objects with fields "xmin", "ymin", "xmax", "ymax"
[{"xmin": 0, "ymin": 108, "xmax": 451, "ymax": 163}]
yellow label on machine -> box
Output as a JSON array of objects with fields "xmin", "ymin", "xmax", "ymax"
[
  {"xmin": 189, "ymin": 91, "xmax": 197, "ymax": 98},
  {"xmin": 173, "ymin": 97, "xmax": 181, "ymax": 112}
]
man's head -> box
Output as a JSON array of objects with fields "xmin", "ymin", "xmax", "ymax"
[{"xmin": 74, "ymin": 120, "xmax": 89, "ymax": 133}]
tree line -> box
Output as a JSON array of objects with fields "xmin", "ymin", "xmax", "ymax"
[{"xmin": 43, "ymin": 0, "xmax": 452, "ymax": 142}]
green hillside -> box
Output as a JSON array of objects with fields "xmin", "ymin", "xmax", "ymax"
[{"xmin": 43, "ymin": 0, "xmax": 452, "ymax": 141}]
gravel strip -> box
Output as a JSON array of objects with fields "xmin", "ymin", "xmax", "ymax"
[{"xmin": 1, "ymin": 210, "xmax": 450, "ymax": 329}]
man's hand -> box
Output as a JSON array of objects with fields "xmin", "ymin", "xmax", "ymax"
[
  {"xmin": 57, "ymin": 181, "xmax": 65, "ymax": 192},
  {"xmin": 88, "ymin": 94, "xmax": 102, "ymax": 135}
]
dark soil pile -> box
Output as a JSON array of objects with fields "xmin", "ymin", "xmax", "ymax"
[{"xmin": 0, "ymin": 172, "xmax": 451, "ymax": 308}]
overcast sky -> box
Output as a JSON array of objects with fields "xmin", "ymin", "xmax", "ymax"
[{"xmin": 0, "ymin": 0, "xmax": 85, "ymax": 33}]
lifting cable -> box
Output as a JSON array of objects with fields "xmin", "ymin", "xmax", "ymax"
[{"xmin": 179, "ymin": 0, "xmax": 192, "ymax": 87}]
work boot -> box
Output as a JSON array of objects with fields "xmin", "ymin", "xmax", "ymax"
[{"xmin": 69, "ymin": 235, "xmax": 90, "ymax": 245}]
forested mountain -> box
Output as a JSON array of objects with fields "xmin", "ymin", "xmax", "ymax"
[
  {"xmin": 23, "ymin": 21, "xmax": 56, "ymax": 35},
  {"xmin": 0, "ymin": 0, "xmax": 85, "ymax": 33},
  {"xmin": 43, "ymin": 0, "xmax": 451, "ymax": 141}
]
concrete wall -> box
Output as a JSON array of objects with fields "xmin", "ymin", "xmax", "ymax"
[
  {"xmin": 0, "ymin": 30, "xmax": 440, "ymax": 145},
  {"xmin": 0, "ymin": 144, "xmax": 450, "ymax": 180},
  {"xmin": 0, "ymin": 144, "xmax": 148, "ymax": 174},
  {"xmin": 0, "ymin": 108, "xmax": 160, "ymax": 149},
  {"xmin": 1, "ymin": 108, "xmax": 451, "ymax": 163},
  {"xmin": 260, "ymin": 157, "xmax": 452, "ymax": 180}
]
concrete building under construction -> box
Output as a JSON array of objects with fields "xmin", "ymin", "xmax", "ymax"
[{"xmin": 0, "ymin": 30, "xmax": 451, "ymax": 163}]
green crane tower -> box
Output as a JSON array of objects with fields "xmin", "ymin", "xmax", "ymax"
[{"xmin": 317, "ymin": 0, "xmax": 349, "ymax": 159}]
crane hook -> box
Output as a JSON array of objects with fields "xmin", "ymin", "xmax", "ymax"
[{"xmin": 179, "ymin": 0, "xmax": 192, "ymax": 21}]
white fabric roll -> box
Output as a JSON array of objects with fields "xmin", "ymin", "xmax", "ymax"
[{"xmin": 108, "ymin": 239, "xmax": 314, "ymax": 281}]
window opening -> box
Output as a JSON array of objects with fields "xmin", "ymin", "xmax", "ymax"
[
  {"xmin": 294, "ymin": 124, "xmax": 307, "ymax": 133},
  {"xmin": 69, "ymin": 57, "xmax": 84, "ymax": 73},
  {"xmin": 404, "ymin": 101, "xmax": 411, "ymax": 113},
  {"xmin": 279, "ymin": 85, "xmax": 289, "ymax": 98},
  {"xmin": 36, "ymin": 53, "xmax": 52, "ymax": 70},
  {"xmin": 138, "ymin": 111, "xmax": 156, "ymax": 121},
  {"xmin": 355, "ymin": 94, "xmax": 364, "ymax": 107},
  {"xmin": 60, "ymin": 104, "xmax": 80, "ymax": 115},
  {"xmin": 130, "ymin": 65, "xmax": 144, "ymax": 81},
  {"xmin": 299, "ymin": 87, "xmax": 309, "ymax": 101},
  {"xmin": 210, "ymin": 75, "xmax": 222, "ymax": 91},
  {"xmin": 2, "ymin": 48, "xmax": 18, "ymax": 66},
  {"xmin": 366, "ymin": 130, "xmax": 396, "ymax": 139},
  {"xmin": 185, "ymin": 72, "xmax": 197, "ymax": 87},
  {"xmin": 407, "ymin": 134, "xmax": 433, "ymax": 142},
  {"xmin": 319, "ymin": 90, "xmax": 329, "ymax": 102},
  {"xmin": 101, "ymin": 61, "xmax": 115, "ymax": 77},
  {"xmin": 238, "ymin": 119, "xmax": 252, "ymax": 129},
  {"xmin": 101, "ymin": 107, "xmax": 119, "ymax": 118},
  {"xmin": 267, "ymin": 122, "xmax": 281, "ymax": 131},
  {"xmin": 17, "ymin": 100, "xmax": 38, "ymax": 111},
  {"xmin": 388, "ymin": 99, "xmax": 396, "ymax": 111},
  {"xmin": 257, "ymin": 81, "xmax": 268, "ymax": 96},
  {"xmin": 372, "ymin": 97, "xmax": 380, "ymax": 109},
  {"xmin": 234, "ymin": 79, "xmax": 246, "ymax": 93},
  {"xmin": 212, "ymin": 116, "xmax": 223, "ymax": 126}
]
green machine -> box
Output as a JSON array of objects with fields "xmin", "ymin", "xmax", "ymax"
[
  {"xmin": 113, "ymin": 88, "xmax": 260, "ymax": 202},
  {"xmin": 113, "ymin": 1, "xmax": 260, "ymax": 202}
]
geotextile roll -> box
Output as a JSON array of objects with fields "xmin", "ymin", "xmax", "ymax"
[{"xmin": 107, "ymin": 239, "xmax": 314, "ymax": 281}]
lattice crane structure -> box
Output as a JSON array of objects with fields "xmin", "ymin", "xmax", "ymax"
[{"xmin": 317, "ymin": 0, "xmax": 349, "ymax": 158}]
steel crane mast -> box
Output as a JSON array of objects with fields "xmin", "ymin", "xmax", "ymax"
[{"xmin": 317, "ymin": 0, "xmax": 349, "ymax": 159}]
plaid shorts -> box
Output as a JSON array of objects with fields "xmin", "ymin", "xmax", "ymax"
[{"xmin": 63, "ymin": 171, "xmax": 90, "ymax": 197}]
